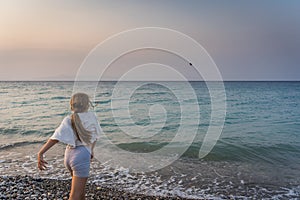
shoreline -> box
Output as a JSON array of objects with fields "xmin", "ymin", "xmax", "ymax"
[
  {"xmin": 1, "ymin": 175, "xmax": 299, "ymax": 200},
  {"xmin": 0, "ymin": 175, "xmax": 194, "ymax": 200},
  {"xmin": 1, "ymin": 142, "xmax": 299, "ymax": 199}
]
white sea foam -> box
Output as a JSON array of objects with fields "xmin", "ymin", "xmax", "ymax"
[{"xmin": 0, "ymin": 151, "xmax": 299, "ymax": 199}]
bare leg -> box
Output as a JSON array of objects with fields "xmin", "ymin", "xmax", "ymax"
[{"xmin": 69, "ymin": 176, "xmax": 88, "ymax": 200}]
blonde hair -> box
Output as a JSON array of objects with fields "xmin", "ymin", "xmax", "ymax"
[{"xmin": 70, "ymin": 93, "xmax": 92, "ymax": 145}]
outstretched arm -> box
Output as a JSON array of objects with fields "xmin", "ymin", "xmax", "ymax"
[{"xmin": 37, "ymin": 139, "xmax": 59, "ymax": 170}]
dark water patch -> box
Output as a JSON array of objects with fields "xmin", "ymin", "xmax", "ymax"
[
  {"xmin": 165, "ymin": 138, "xmax": 300, "ymax": 166},
  {"xmin": 50, "ymin": 96, "xmax": 69, "ymax": 100},
  {"xmin": 95, "ymin": 92, "xmax": 111, "ymax": 97},
  {"xmin": 161, "ymin": 124, "xmax": 180, "ymax": 131},
  {"xmin": 0, "ymin": 128, "xmax": 19, "ymax": 135},
  {"xmin": 21, "ymin": 130, "xmax": 40, "ymax": 135},
  {"xmin": 117, "ymin": 142, "xmax": 169, "ymax": 153},
  {"xmin": 39, "ymin": 130, "xmax": 56, "ymax": 137},
  {"xmin": 134, "ymin": 118, "xmax": 151, "ymax": 126},
  {"xmin": 94, "ymin": 99, "xmax": 111, "ymax": 104},
  {"xmin": 203, "ymin": 144, "xmax": 277, "ymax": 164},
  {"xmin": 0, "ymin": 128, "xmax": 53, "ymax": 136},
  {"xmin": 56, "ymin": 112, "xmax": 69, "ymax": 116},
  {"xmin": 36, "ymin": 91, "xmax": 51, "ymax": 95},
  {"xmin": 134, "ymin": 91, "xmax": 171, "ymax": 96},
  {"xmin": 129, "ymin": 98, "xmax": 176, "ymax": 104},
  {"xmin": 182, "ymin": 99, "xmax": 198, "ymax": 103},
  {"xmin": 99, "ymin": 123, "xmax": 119, "ymax": 127},
  {"xmin": 35, "ymin": 115, "xmax": 52, "ymax": 119},
  {"xmin": 194, "ymin": 140, "xmax": 300, "ymax": 165}
]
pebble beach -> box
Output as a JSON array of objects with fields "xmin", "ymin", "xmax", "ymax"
[{"xmin": 0, "ymin": 175, "xmax": 191, "ymax": 200}]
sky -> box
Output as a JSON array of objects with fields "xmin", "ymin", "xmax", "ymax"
[{"xmin": 0, "ymin": 0, "xmax": 300, "ymax": 81}]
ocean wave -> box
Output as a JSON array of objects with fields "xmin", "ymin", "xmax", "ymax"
[
  {"xmin": 108, "ymin": 139, "xmax": 300, "ymax": 165},
  {"xmin": 0, "ymin": 128, "xmax": 49, "ymax": 136},
  {"xmin": 197, "ymin": 140, "xmax": 300, "ymax": 165},
  {"xmin": 0, "ymin": 140, "xmax": 44, "ymax": 150}
]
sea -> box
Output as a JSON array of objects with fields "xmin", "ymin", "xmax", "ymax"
[{"xmin": 0, "ymin": 81, "xmax": 299, "ymax": 199}]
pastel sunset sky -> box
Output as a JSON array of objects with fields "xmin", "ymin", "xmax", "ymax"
[{"xmin": 0, "ymin": 0, "xmax": 299, "ymax": 81}]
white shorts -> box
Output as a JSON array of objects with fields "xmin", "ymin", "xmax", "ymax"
[{"xmin": 64, "ymin": 146, "xmax": 91, "ymax": 177}]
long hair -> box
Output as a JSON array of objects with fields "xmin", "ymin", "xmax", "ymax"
[{"xmin": 70, "ymin": 93, "xmax": 92, "ymax": 144}]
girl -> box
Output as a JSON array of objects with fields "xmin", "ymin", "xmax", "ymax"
[{"xmin": 37, "ymin": 93, "xmax": 101, "ymax": 200}]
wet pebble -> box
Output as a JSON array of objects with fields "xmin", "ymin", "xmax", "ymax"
[{"xmin": 0, "ymin": 175, "xmax": 191, "ymax": 200}]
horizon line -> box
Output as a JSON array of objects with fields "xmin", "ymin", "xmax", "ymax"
[{"xmin": 0, "ymin": 80, "xmax": 299, "ymax": 82}]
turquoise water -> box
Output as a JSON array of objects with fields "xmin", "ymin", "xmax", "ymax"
[{"xmin": 0, "ymin": 81, "xmax": 300, "ymax": 198}]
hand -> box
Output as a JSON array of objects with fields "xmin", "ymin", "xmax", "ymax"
[{"xmin": 37, "ymin": 153, "xmax": 48, "ymax": 170}]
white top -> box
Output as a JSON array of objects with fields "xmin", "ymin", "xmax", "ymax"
[{"xmin": 50, "ymin": 112, "xmax": 101, "ymax": 149}]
